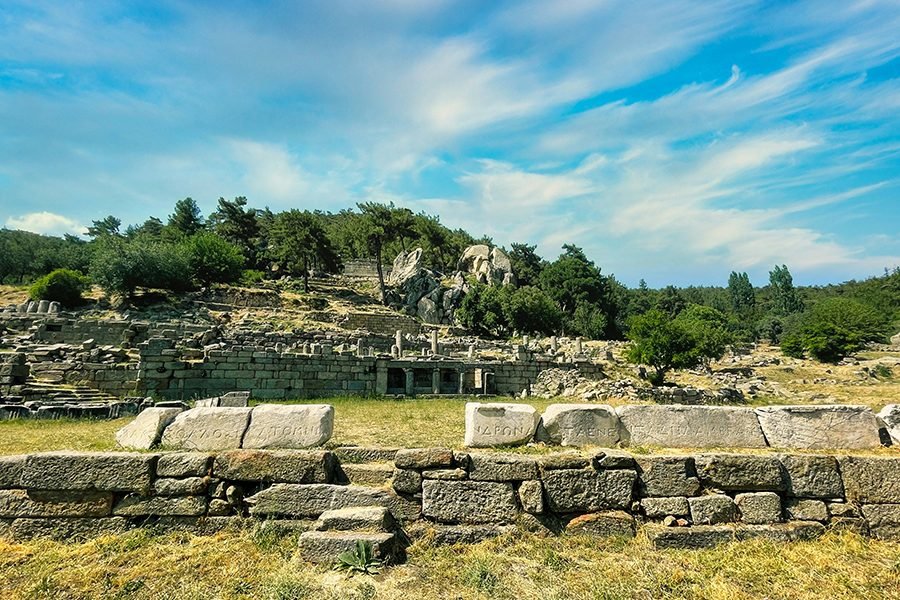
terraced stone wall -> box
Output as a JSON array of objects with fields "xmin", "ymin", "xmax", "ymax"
[{"xmin": 1, "ymin": 448, "xmax": 898, "ymax": 549}]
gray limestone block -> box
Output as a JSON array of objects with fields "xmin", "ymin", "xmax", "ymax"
[
  {"xmin": 213, "ymin": 449, "xmax": 336, "ymax": 484},
  {"xmin": 566, "ymin": 511, "xmax": 635, "ymax": 538},
  {"xmin": 113, "ymin": 495, "xmax": 207, "ymax": 517},
  {"xmin": 465, "ymin": 403, "xmax": 539, "ymax": 448},
  {"xmin": 635, "ymin": 456, "xmax": 701, "ymax": 497},
  {"xmin": 241, "ymin": 404, "xmax": 333, "ymax": 449},
  {"xmin": 468, "ymin": 453, "xmax": 539, "ymax": 482},
  {"xmin": 160, "ymin": 407, "xmax": 253, "ymax": 451},
  {"xmin": 861, "ymin": 504, "xmax": 900, "ymax": 540},
  {"xmin": 21, "ymin": 452, "xmax": 157, "ymax": 493},
  {"xmin": 538, "ymin": 404, "xmax": 621, "ymax": 447},
  {"xmin": 246, "ymin": 483, "xmax": 420, "ymax": 522},
  {"xmin": 640, "ymin": 496, "xmax": 690, "ymax": 519},
  {"xmin": 7, "ymin": 517, "xmax": 131, "ymax": 542},
  {"xmin": 735, "ymin": 492, "xmax": 782, "ymax": 524},
  {"xmin": 0, "ymin": 489, "xmax": 112, "ymax": 518},
  {"xmin": 785, "ymin": 499, "xmax": 829, "ymax": 522},
  {"xmin": 689, "ymin": 494, "xmax": 738, "ymax": 525},
  {"xmin": 339, "ymin": 463, "xmax": 394, "ymax": 486},
  {"xmin": 392, "ymin": 469, "xmax": 423, "ymax": 494},
  {"xmin": 421, "ymin": 468, "xmax": 467, "ymax": 480},
  {"xmin": 394, "ymin": 448, "xmax": 454, "ymax": 470},
  {"xmin": 156, "ymin": 453, "xmax": 212, "ymax": 478},
  {"xmin": 694, "ymin": 454, "xmax": 785, "ymax": 491},
  {"xmin": 152, "ymin": 477, "xmax": 209, "ymax": 496},
  {"xmin": 313, "ymin": 506, "xmax": 395, "ymax": 532},
  {"xmin": 299, "ymin": 530, "xmax": 398, "ymax": 564},
  {"xmin": 405, "ymin": 522, "xmax": 514, "ymax": 546},
  {"xmin": 542, "ymin": 469, "xmax": 636, "ymax": 513},
  {"xmin": 518, "ymin": 480, "xmax": 544, "ymax": 514},
  {"xmin": 839, "ymin": 456, "xmax": 900, "ymax": 503},
  {"xmin": 115, "ymin": 407, "xmax": 183, "ymax": 450},
  {"xmin": 755, "ymin": 405, "xmax": 882, "ymax": 450},
  {"xmin": 617, "ymin": 405, "xmax": 767, "ymax": 448},
  {"xmin": 778, "ymin": 454, "xmax": 844, "ymax": 498},
  {"xmin": 335, "ymin": 447, "xmax": 400, "ymax": 463},
  {"xmin": 0, "ymin": 455, "xmax": 26, "ymax": 488},
  {"xmin": 421, "ymin": 480, "xmax": 518, "ymax": 524}
]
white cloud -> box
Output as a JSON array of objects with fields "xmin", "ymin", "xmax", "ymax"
[{"xmin": 6, "ymin": 211, "xmax": 86, "ymax": 236}]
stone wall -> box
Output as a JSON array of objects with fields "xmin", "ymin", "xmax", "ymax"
[
  {"xmin": 337, "ymin": 312, "xmax": 421, "ymax": 336},
  {"xmin": 1, "ymin": 448, "xmax": 897, "ymax": 549},
  {"xmin": 1, "ymin": 316, "xmax": 208, "ymax": 347}
]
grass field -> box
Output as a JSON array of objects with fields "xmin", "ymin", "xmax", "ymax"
[{"xmin": 1, "ymin": 526, "xmax": 899, "ymax": 600}]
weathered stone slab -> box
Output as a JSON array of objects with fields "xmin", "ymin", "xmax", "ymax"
[
  {"xmin": 395, "ymin": 448, "xmax": 453, "ymax": 469},
  {"xmin": 21, "ymin": 452, "xmax": 156, "ymax": 493},
  {"xmin": 878, "ymin": 404, "xmax": 900, "ymax": 445},
  {"xmin": 641, "ymin": 496, "xmax": 690, "ymax": 519},
  {"xmin": 861, "ymin": 504, "xmax": 900, "ymax": 540},
  {"xmin": 213, "ymin": 450, "xmax": 336, "ymax": 484},
  {"xmin": 538, "ymin": 404, "xmax": 621, "ymax": 446},
  {"xmin": 314, "ymin": 506, "xmax": 395, "ymax": 532},
  {"xmin": 839, "ymin": 456, "xmax": 900, "ymax": 503},
  {"xmin": 617, "ymin": 405, "xmax": 767, "ymax": 448},
  {"xmin": 421, "ymin": 468, "xmax": 467, "ymax": 480},
  {"xmin": 689, "ymin": 495, "xmax": 738, "ymax": 525},
  {"xmin": 785, "ymin": 499, "xmax": 828, "ymax": 522},
  {"xmin": 115, "ymin": 407, "xmax": 183, "ymax": 450},
  {"xmin": 735, "ymin": 492, "xmax": 782, "ymax": 524},
  {"xmin": 538, "ymin": 453, "xmax": 591, "ymax": 471},
  {"xmin": 113, "ymin": 495, "xmax": 207, "ymax": 517},
  {"xmin": 335, "ymin": 447, "xmax": 400, "ymax": 463},
  {"xmin": 422, "ymin": 480, "xmax": 518, "ymax": 524},
  {"xmin": 566, "ymin": 511, "xmax": 635, "ymax": 537},
  {"xmin": 468, "ymin": 454, "xmax": 538, "ymax": 481},
  {"xmin": 152, "ymin": 477, "xmax": 208, "ymax": 496},
  {"xmin": 0, "ymin": 455, "xmax": 25, "ymax": 488},
  {"xmin": 340, "ymin": 463, "xmax": 394, "ymax": 486},
  {"xmin": 299, "ymin": 531, "xmax": 398, "ymax": 564},
  {"xmin": 755, "ymin": 405, "xmax": 881, "ymax": 449},
  {"xmin": 160, "ymin": 407, "xmax": 253, "ymax": 451},
  {"xmin": 694, "ymin": 454, "xmax": 785, "ymax": 491},
  {"xmin": 464, "ymin": 403, "xmax": 539, "ymax": 447},
  {"xmin": 518, "ymin": 480, "xmax": 544, "ymax": 514},
  {"xmin": 636, "ymin": 456, "xmax": 701, "ymax": 497},
  {"xmin": 7, "ymin": 517, "xmax": 130, "ymax": 541},
  {"xmin": 246, "ymin": 484, "xmax": 420, "ymax": 521},
  {"xmin": 593, "ymin": 449, "xmax": 636, "ymax": 470},
  {"xmin": 0, "ymin": 490, "xmax": 112, "ymax": 518},
  {"xmin": 645, "ymin": 524, "xmax": 734, "ymax": 549},
  {"xmin": 542, "ymin": 469, "xmax": 636, "ymax": 512},
  {"xmin": 156, "ymin": 453, "xmax": 212, "ymax": 478},
  {"xmin": 392, "ymin": 469, "xmax": 422, "ymax": 494},
  {"xmin": 195, "ymin": 391, "xmax": 251, "ymax": 408},
  {"xmin": 778, "ymin": 454, "xmax": 844, "ymax": 498},
  {"xmin": 241, "ymin": 404, "xmax": 333, "ymax": 449}
]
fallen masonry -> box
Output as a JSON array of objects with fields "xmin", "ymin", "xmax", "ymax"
[{"xmin": 2, "ymin": 447, "xmax": 899, "ymax": 559}]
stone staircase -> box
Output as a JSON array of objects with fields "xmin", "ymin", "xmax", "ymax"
[{"xmin": 298, "ymin": 505, "xmax": 405, "ymax": 564}]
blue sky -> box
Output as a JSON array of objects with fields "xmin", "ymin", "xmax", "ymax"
[{"xmin": 1, "ymin": 0, "xmax": 898, "ymax": 287}]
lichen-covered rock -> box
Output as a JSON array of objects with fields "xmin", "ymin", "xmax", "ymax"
[
  {"xmin": 314, "ymin": 506, "xmax": 395, "ymax": 532},
  {"xmin": 246, "ymin": 483, "xmax": 420, "ymax": 521},
  {"xmin": 6, "ymin": 517, "xmax": 130, "ymax": 542},
  {"xmin": 465, "ymin": 403, "xmax": 539, "ymax": 447},
  {"xmin": 392, "ymin": 469, "xmax": 423, "ymax": 494},
  {"xmin": 0, "ymin": 490, "xmax": 112, "ymax": 518},
  {"xmin": 394, "ymin": 448, "xmax": 454, "ymax": 470},
  {"xmin": 617, "ymin": 405, "xmax": 767, "ymax": 448},
  {"xmin": 779, "ymin": 454, "xmax": 844, "ymax": 498},
  {"xmin": 735, "ymin": 492, "xmax": 782, "ymax": 524},
  {"xmin": 112, "ymin": 495, "xmax": 207, "ymax": 517},
  {"xmin": 213, "ymin": 450, "xmax": 336, "ymax": 484},
  {"xmin": 785, "ymin": 499, "xmax": 828, "ymax": 522},
  {"xmin": 694, "ymin": 454, "xmax": 785, "ymax": 491},
  {"xmin": 0, "ymin": 455, "xmax": 25, "ymax": 488},
  {"xmin": 645, "ymin": 524, "xmax": 734, "ymax": 549},
  {"xmin": 538, "ymin": 404, "xmax": 621, "ymax": 447},
  {"xmin": 21, "ymin": 452, "xmax": 156, "ymax": 493},
  {"xmin": 468, "ymin": 454, "xmax": 538, "ymax": 481},
  {"xmin": 755, "ymin": 405, "xmax": 881, "ymax": 449},
  {"xmin": 115, "ymin": 407, "xmax": 183, "ymax": 450},
  {"xmin": 641, "ymin": 496, "xmax": 690, "ymax": 519},
  {"xmin": 861, "ymin": 504, "xmax": 900, "ymax": 540},
  {"xmin": 839, "ymin": 456, "xmax": 900, "ymax": 503},
  {"xmin": 156, "ymin": 453, "xmax": 212, "ymax": 478},
  {"xmin": 689, "ymin": 495, "xmax": 738, "ymax": 525},
  {"xmin": 518, "ymin": 480, "xmax": 544, "ymax": 514},
  {"xmin": 152, "ymin": 477, "xmax": 208, "ymax": 496},
  {"xmin": 565, "ymin": 511, "xmax": 635, "ymax": 537},
  {"xmin": 636, "ymin": 456, "xmax": 701, "ymax": 497},
  {"xmin": 299, "ymin": 531, "xmax": 399, "ymax": 564},
  {"xmin": 542, "ymin": 469, "xmax": 636, "ymax": 512},
  {"xmin": 160, "ymin": 407, "xmax": 253, "ymax": 451},
  {"xmin": 241, "ymin": 404, "xmax": 333, "ymax": 449},
  {"xmin": 421, "ymin": 480, "xmax": 518, "ymax": 524}
]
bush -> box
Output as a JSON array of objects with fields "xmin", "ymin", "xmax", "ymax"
[
  {"xmin": 569, "ymin": 302, "xmax": 608, "ymax": 340},
  {"xmin": 240, "ymin": 269, "xmax": 266, "ymax": 286},
  {"xmin": 184, "ymin": 232, "xmax": 244, "ymax": 286},
  {"xmin": 505, "ymin": 286, "xmax": 563, "ymax": 336},
  {"xmin": 28, "ymin": 268, "xmax": 89, "ymax": 307},
  {"xmin": 779, "ymin": 297, "xmax": 889, "ymax": 362},
  {"xmin": 90, "ymin": 239, "xmax": 192, "ymax": 300}
]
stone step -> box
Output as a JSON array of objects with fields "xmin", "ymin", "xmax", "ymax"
[
  {"xmin": 313, "ymin": 506, "xmax": 396, "ymax": 533},
  {"xmin": 298, "ymin": 530, "xmax": 398, "ymax": 564}
]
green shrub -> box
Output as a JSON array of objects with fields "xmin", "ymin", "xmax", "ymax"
[
  {"xmin": 240, "ymin": 269, "xmax": 266, "ymax": 286},
  {"xmin": 28, "ymin": 268, "xmax": 89, "ymax": 307},
  {"xmin": 779, "ymin": 297, "xmax": 889, "ymax": 363},
  {"xmin": 90, "ymin": 239, "xmax": 192, "ymax": 300},
  {"xmin": 184, "ymin": 232, "xmax": 244, "ymax": 286}
]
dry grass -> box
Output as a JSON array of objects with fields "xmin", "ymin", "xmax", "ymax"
[
  {"xmin": 0, "ymin": 527, "xmax": 899, "ymax": 599},
  {"xmin": 0, "ymin": 418, "xmax": 126, "ymax": 455}
]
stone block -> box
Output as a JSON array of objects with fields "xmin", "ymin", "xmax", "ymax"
[
  {"xmin": 336, "ymin": 447, "xmax": 400, "ymax": 463},
  {"xmin": 340, "ymin": 464, "xmax": 394, "ymax": 486},
  {"xmin": 645, "ymin": 525, "xmax": 734, "ymax": 549},
  {"xmin": 299, "ymin": 530, "xmax": 398, "ymax": 564},
  {"xmin": 213, "ymin": 450, "xmax": 336, "ymax": 484},
  {"xmin": 22, "ymin": 452, "xmax": 156, "ymax": 493},
  {"xmin": 538, "ymin": 453, "xmax": 590, "ymax": 471},
  {"xmin": 0, "ymin": 490, "xmax": 112, "ymax": 518},
  {"xmin": 778, "ymin": 454, "xmax": 844, "ymax": 498},
  {"xmin": 394, "ymin": 448, "xmax": 453, "ymax": 469},
  {"xmin": 785, "ymin": 499, "xmax": 828, "ymax": 522},
  {"xmin": 641, "ymin": 496, "xmax": 690, "ymax": 519},
  {"xmin": 242, "ymin": 404, "xmax": 333, "ymax": 449},
  {"xmin": 160, "ymin": 407, "xmax": 253, "ymax": 451},
  {"xmin": 860, "ymin": 504, "xmax": 900, "ymax": 539},
  {"xmin": 464, "ymin": 403, "xmax": 539, "ymax": 447},
  {"xmin": 421, "ymin": 468, "xmax": 467, "ymax": 480},
  {"xmin": 115, "ymin": 407, "xmax": 183, "ymax": 450},
  {"xmin": 694, "ymin": 454, "xmax": 785, "ymax": 491},
  {"xmin": 636, "ymin": 456, "xmax": 701, "ymax": 497},
  {"xmin": 592, "ymin": 449, "xmax": 636, "ymax": 470},
  {"xmin": 156, "ymin": 453, "xmax": 212, "ymax": 478},
  {"xmin": 392, "ymin": 469, "xmax": 422, "ymax": 494},
  {"xmin": 566, "ymin": 511, "xmax": 635, "ymax": 537},
  {"xmin": 113, "ymin": 495, "xmax": 207, "ymax": 517},
  {"xmin": 0, "ymin": 455, "xmax": 25, "ymax": 488},
  {"xmin": 689, "ymin": 494, "xmax": 738, "ymax": 525},
  {"xmin": 839, "ymin": 456, "xmax": 900, "ymax": 503},
  {"xmin": 542, "ymin": 469, "xmax": 636, "ymax": 512},
  {"xmin": 247, "ymin": 484, "xmax": 420, "ymax": 521},
  {"xmin": 617, "ymin": 405, "xmax": 767, "ymax": 448},
  {"xmin": 878, "ymin": 404, "xmax": 900, "ymax": 445},
  {"xmin": 538, "ymin": 404, "xmax": 621, "ymax": 446},
  {"xmin": 468, "ymin": 454, "xmax": 539, "ymax": 481},
  {"xmin": 422, "ymin": 480, "xmax": 517, "ymax": 524},
  {"xmin": 518, "ymin": 480, "xmax": 544, "ymax": 514},
  {"xmin": 755, "ymin": 405, "xmax": 881, "ymax": 449},
  {"xmin": 735, "ymin": 492, "xmax": 782, "ymax": 524},
  {"xmin": 152, "ymin": 477, "xmax": 208, "ymax": 496},
  {"xmin": 314, "ymin": 506, "xmax": 395, "ymax": 532},
  {"xmin": 7, "ymin": 517, "xmax": 130, "ymax": 542}
]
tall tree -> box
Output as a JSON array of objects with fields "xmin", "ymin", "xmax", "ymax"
[
  {"xmin": 656, "ymin": 285, "xmax": 686, "ymax": 318},
  {"xmin": 769, "ymin": 264, "xmax": 804, "ymax": 315},
  {"xmin": 209, "ymin": 196, "xmax": 260, "ymax": 267},
  {"xmin": 268, "ymin": 210, "xmax": 342, "ymax": 292},
  {"xmin": 356, "ymin": 202, "xmax": 413, "ymax": 304},
  {"xmin": 508, "ymin": 243, "xmax": 545, "ymax": 287},
  {"xmin": 728, "ymin": 271, "xmax": 756, "ymax": 314},
  {"xmin": 168, "ymin": 197, "xmax": 205, "ymax": 237},
  {"xmin": 87, "ymin": 215, "xmax": 122, "ymax": 239}
]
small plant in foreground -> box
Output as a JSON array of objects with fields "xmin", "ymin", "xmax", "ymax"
[{"xmin": 335, "ymin": 540, "xmax": 383, "ymax": 575}]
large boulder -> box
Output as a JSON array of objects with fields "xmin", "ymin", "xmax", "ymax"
[
  {"xmin": 115, "ymin": 407, "xmax": 183, "ymax": 450},
  {"xmin": 457, "ymin": 245, "xmax": 515, "ymax": 287},
  {"xmin": 387, "ymin": 247, "xmax": 424, "ymax": 287},
  {"xmin": 754, "ymin": 405, "xmax": 882, "ymax": 449},
  {"xmin": 465, "ymin": 403, "xmax": 539, "ymax": 447}
]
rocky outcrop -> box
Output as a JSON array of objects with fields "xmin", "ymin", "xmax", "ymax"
[{"xmin": 457, "ymin": 245, "xmax": 516, "ymax": 287}]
